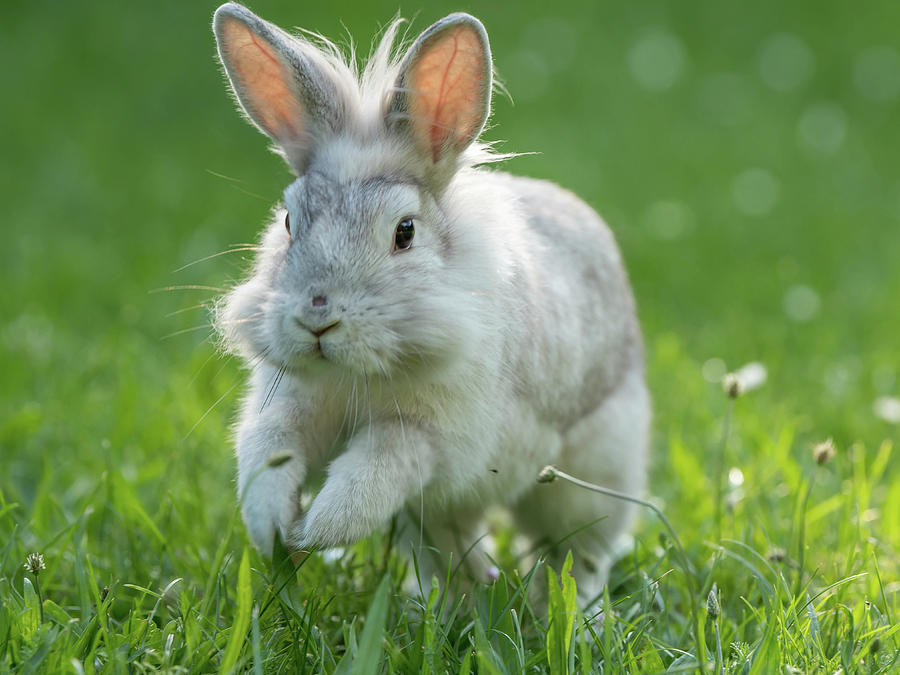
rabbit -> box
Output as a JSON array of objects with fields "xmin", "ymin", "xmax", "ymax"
[{"xmin": 211, "ymin": 2, "xmax": 650, "ymax": 605}]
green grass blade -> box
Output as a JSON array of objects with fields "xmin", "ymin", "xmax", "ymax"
[
  {"xmin": 221, "ymin": 547, "xmax": 252, "ymax": 674},
  {"xmin": 349, "ymin": 574, "xmax": 390, "ymax": 675},
  {"xmin": 546, "ymin": 551, "xmax": 577, "ymax": 675},
  {"xmin": 251, "ymin": 604, "xmax": 263, "ymax": 675}
]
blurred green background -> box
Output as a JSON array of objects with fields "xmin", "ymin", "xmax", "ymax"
[{"xmin": 2, "ymin": 0, "xmax": 898, "ymax": 567}]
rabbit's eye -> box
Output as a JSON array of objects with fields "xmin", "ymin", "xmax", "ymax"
[
  {"xmin": 284, "ymin": 212, "xmax": 291, "ymax": 235},
  {"xmin": 394, "ymin": 218, "xmax": 415, "ymax": 251}
]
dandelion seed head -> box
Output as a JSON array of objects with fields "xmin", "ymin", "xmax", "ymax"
[
  {"xmin": 722, "ymin": 373, "xmax": 743, "ymax": 399},
  {"xmin": 812, "ymin": 438, "xmax": 837, "ymax": 465}
]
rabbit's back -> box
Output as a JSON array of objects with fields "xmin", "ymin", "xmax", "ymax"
[{"xmin": 488, "ymin": 172, "xmax": 644, "ymax": 430}]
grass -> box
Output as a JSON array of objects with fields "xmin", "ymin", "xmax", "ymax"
[{"xmin": 2, "ymin": 0, "xmax": 899, "ymax": 671}]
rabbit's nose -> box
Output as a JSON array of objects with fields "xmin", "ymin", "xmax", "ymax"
[{"xmin": 311, "ymin": 295, "xmax": 327, "ymax": 307}]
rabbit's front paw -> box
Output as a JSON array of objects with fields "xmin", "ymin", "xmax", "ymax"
[
  {"xmin": 240, "ymin": 466, "xmax": 302, "ymax": 555},
  {"xmin": 293, "ymin": 451, "xmax": 407, "ymax": 549},
  {"xmin": 291, "ymin": 423, "xmax": 432, "ymax": 550},
  {"xmin": 293, "ymin": 471, "xmax": 383, "ymax": 549}
]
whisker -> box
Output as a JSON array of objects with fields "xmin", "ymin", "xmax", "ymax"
[
  {"xmin": 274, "ymin": 366, "xmax": 288, "ymax": 404},
  {"xmin": 166, "ymin": 303, "xmax": 212, "ymax": 318},
  {"xmin": 204, "ymin": 169, "xmax": 272, "ymax": 202},
  {"xmin": 150, "ymin": 285, "xmax": 228, "ymax": 294},
  {"xmin": 364, "ymin": 369, "xmax": 374, "ymax": 458},
  {"xmin": 216, "ymin": 310, "xmax": 265, "ymax": 321},
  {"xmin": 260, "ymin": 364, "xmax": 287, "ymax": 413},
  {"xmin": 171, "ymin": 246, "xmax": 265, "ymax": 274},
  {"xmin": 187, "ymin": 349, "xmax": 220, "ymax": 387},
  {"xmin": 205, "ymin": 169, "xmax": 249, "ymax": 183},
  {"xmin": 215, "ymin": 315, "xmax": 265, "ymax": 326},
  {"xmin": 261, "ymin": 366, "xmax": 280, "ymax": 412},
  {"xmin": 229, "ymin": 185, "xmax": 271, "ymax": 202},
  {"xmin": 248, "ymin": 346, "xmax": 271, "ymax": 368},
  {"xmin": 335, "ymin": 375, "xmax": 353, "ymax": 442},
  {"xmin": 206, "ymin": 354, "xmax": 239, "ymax": 389},
  {"xmin": 161, "ymin": 325, "xmax": 216, "ymax": 340},
  {"xmin": 343, "ymin": 378, "xmax": 356, "ymax": 439},
  {"xmin": 184, "ymin": 379, "xmax": 242, "ymax": 440},
  {"xmin": 364, "ymin": 371, "xmax": 372, "ymax": 431},
  {"xmin": 351, "ymin": 378, "xmax": 361, "ymax": 437}
]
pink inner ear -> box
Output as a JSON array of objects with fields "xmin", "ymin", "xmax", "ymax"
[
  {"xmin": 407, "ymin": 25, "xmax": 487, "ymax": 162},
  {"xmin": 221, "ymin": 18, "xmax": 305, "ymax": 143}
]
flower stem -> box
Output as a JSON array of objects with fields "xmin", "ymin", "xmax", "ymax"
[
  {"xmin": 793, "ymin": 471, "xmax": 816, "ymax": 599},
  {"xmin": 714, "ymin": 619, "xmax": 724, "ymax": 675},
  {"xmin": 540, "ymin": 466, "xmax": 708, "ymax": 674},
  {"xmin": 33, "ymin": 576, "xmax": 44, "ymax": 624},
  {"xmin": 714, "ymin": 399, "xmax": 734, "ymax": 542}
]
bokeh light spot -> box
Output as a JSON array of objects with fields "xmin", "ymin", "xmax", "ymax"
[
  {"xmin": 758, "ymin": 33, "xmax": 815, "ymax": 91},
  {"xmin": 733, "ymin": 168, "xmax": 780, "ymax": 216},
  {"xmin": 797, "ymin": 102, "xmax": 847, "ymax": 155},
  {"xmin": 854, "ymin": 46, "xmax": 900, "ymax": 102},
  {"xmin": 628, "ymin": 29, "xmax": 686, "ymax": 92},
  {"xmin": 783, "ymin": 284, "xmax": 821, "ymax": 322}
]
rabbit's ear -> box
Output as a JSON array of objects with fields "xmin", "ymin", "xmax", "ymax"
[
  {"xmin": 213, "ymin": 3, "xmax": 342, "ymax": 173},
  {"xmin": 391, "ymin": 13, "xmax": 492, "ymax": 164}
]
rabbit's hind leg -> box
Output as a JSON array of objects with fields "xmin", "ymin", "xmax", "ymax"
[
  {"xmin": 513, "ymin": 367, "xmax": 650, "ymax": 609},
  {"xmin": 395, "ymin": 506, "xmax": 494, "ymax": 596}
]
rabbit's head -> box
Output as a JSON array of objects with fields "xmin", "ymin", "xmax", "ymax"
[{"xmin": 212, "ymin": 4, "xmax": 501, "ymax": 379}]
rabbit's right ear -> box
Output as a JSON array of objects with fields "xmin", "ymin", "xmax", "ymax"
[{"xmin": 213, "ymin": 3, "xmax": 342, "ymax": 173}]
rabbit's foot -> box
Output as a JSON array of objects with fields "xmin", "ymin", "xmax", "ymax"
[
  {"xmin": 240, "ymin": 461, "xmax": 303, "ymax": 555},
  {"xmin": 294, "ymin": 423, "xmax": 434, "ymax": 549}
]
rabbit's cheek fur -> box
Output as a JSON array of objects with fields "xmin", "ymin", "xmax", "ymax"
[{"xmin": 215, "ymin": 278, "xmax": 271, "ymax": 361}]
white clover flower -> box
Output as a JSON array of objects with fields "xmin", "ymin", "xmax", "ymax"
[{"xmin": 24, "ymin": 553, "xmax": 45, "ymax": 575}]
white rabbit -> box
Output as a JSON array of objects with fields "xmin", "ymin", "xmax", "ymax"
[{"xmin": 211, "ymin": 2, "xmax": 649, "ymax": 604}]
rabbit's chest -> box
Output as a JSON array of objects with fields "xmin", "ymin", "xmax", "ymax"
[{"xmin": 424, "ymin": 405, "xmax": 566, "ymax": 506}]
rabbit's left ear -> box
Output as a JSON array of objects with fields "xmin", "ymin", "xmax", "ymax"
[{"xmin": 390, "ymin": 14, "xmax": 492, "ymax": 164}]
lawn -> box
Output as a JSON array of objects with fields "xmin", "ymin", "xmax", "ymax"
[{"xmin": 2, "ymin": 0, "xmax": 899, "ymax": 672}]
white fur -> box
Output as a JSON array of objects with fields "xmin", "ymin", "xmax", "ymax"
[{"xmin": 211, "ymin": 3, "xmax": 649, "ymax": 601}]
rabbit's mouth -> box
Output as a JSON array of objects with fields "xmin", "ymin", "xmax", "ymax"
[
  {"xmin": 310, "ymin": 339, "xmax": 338, "ymax": 365},
  {"xmin": 286, "ymin": 338, "xmax": 334, "ymax": 367},
  {"xmin": 295, "ymin": 337, "xmax": 400, "ymax": 379},
  {"xmin": 281, "ymin": 333, "xmax": 360, "ymax": 374}
]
